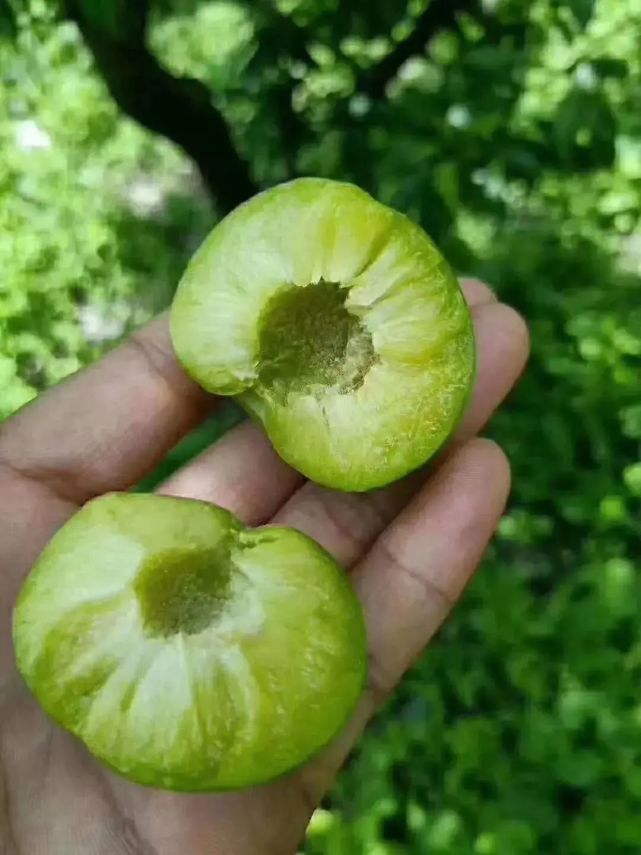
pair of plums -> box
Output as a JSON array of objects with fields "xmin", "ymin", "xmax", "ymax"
[{"xmin": 14, "ymin": 179, "xmax": 474, "ymax": 790}]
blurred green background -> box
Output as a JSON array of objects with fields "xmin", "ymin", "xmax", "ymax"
[{"xmin": 2, "ymin": 0, "xmax": 641, "ymax": 851}]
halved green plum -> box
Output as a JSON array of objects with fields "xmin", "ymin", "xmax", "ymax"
[
  {"xmin": 171, "ymin": 177, "xmax": 475, "ymax": 492},
  {"xmin": 13, "ymin": 493, "xmax": 366, "ymax": 792}
]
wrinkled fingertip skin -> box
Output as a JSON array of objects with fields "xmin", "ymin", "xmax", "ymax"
[
  {"xmin": 170, "ymin": 177, "xmax": 475, "ymax": 493},
  {"xmin": 12, "ymin": 493, "xmax": 367, "ymax": 792}
]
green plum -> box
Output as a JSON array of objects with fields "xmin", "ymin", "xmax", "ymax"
[
  {"xmin": 171, "ymin": 177, "xmax": 475, "ymax": 492},
  {"xmin": 13, "ymin": 493, "xmax": 366, "ymax": 792}
]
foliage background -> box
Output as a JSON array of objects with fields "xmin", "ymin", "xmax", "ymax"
[{"xmin": 2, "ymin": 0, "xmax": 641, "ymax": 851}]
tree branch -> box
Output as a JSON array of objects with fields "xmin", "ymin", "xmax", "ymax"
[
  {"xmin": 359, "ymin": 0, "xmax": 475, "ymax": 100},
  {"xmin": 65, "ymin": 0, "xmax": 257, "ymax": 212}
]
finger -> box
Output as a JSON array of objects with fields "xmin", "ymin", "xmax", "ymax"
[
  {"xmin": 272, "ymin": 297, "xmax": 528, "ymax": 565},
  {"xmin": 297, "ymin": 438, "xmax": 510, "ymax": 802},
  {"xmin": 459, "ymin": 277, "xmax": 497, "ymax": 306},
  {"xmin": 0, "ymin": 316, "xmax": 212, "ymax": 505},
  {"xmin": 157, "ymin": 278, "xmax": 502, "ymax": 526},
  {"xmin": 456, "ymin": 302, "xmax": 529, "ymax": 443},
  {"xmin": 158, "ymin": 420, "xmax": 303, "ymax": 525},
  {"xmin": 355, "ymin": 438, "xmax": 510, "ymax": 703}
]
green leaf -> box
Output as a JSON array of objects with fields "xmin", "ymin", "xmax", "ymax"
[
  {"xmin": 592, "ymin": 58, "xmax": 629, "ymax": 79},
  {"xmin": 568, "ymin": 0, "xmax": 595, "ymax": 28},
  {"xmin": 553, "ymin": 86, "xmax": 616, "ymax": 170},
  {"xmin": 0, "ymin": 1, "xmax": 17, "ymax": 37}
]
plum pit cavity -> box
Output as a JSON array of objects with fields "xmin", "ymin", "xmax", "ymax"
[
  {"xmin": 256, "ymin": 279, "xmax": 377, "ymax": 399},
  {"xmin": 134, "ymin": 546, "xmax": 232, "ymax": 638}
]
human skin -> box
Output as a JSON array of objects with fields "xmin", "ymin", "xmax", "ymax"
[{"xmin": 0, "ymin": 279, "xmax": 528, "ymax": 854}]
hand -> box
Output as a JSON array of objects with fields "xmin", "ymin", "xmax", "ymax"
[{"xmin": 0, "ymin": 279, "xmax": 528, "ymax": 854}]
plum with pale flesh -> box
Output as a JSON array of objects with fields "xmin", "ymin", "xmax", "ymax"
[
  {"xmin": 13, "ymin": 493, "xmax": 366, "ymax": 791},
  {"xmin": 171, "ymin": 177, "xmax": 475, "ymax": 491}
]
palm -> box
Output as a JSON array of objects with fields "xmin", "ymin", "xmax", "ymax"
[{"xmin": 0, "ymin": 280, "xmax": 527, "ymax": 854}]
